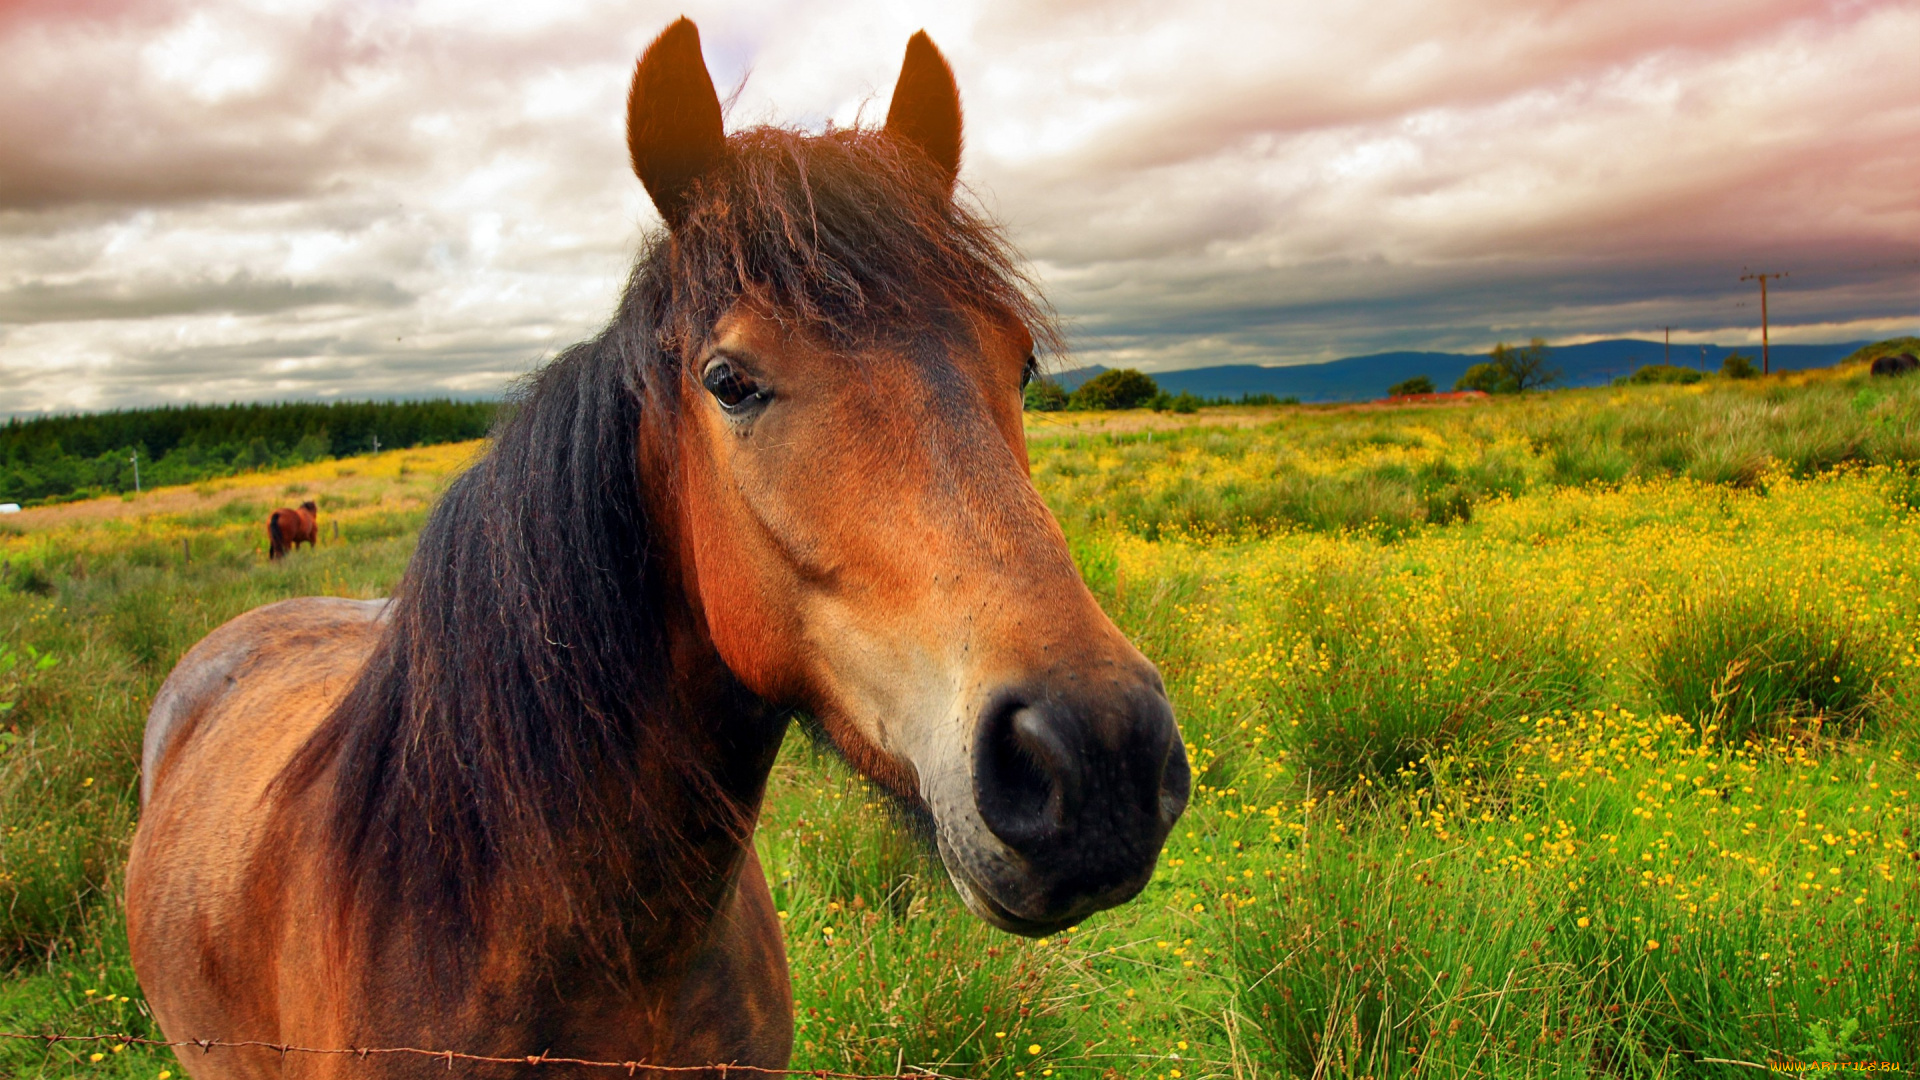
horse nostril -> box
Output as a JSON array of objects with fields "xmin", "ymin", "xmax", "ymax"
[{"xmin": 973, "ymin": 702, "xmax": 1078, "ymax": 852}]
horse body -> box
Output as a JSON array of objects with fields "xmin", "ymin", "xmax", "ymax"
[
  {"xmin": 268, "ymin": 500, "xmax": 319, "ymax": 560},
  {"xmin": 130, "ymin": 20, "xmax": 1187, "ymax": 1077},
  {"xmin": 129, "ymin": 598, "xmax": 794, "ymax": 1076}
]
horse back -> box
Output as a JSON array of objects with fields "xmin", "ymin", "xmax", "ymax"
[
  {"xmin": 141, "ymin": 597, "xmax": 386, "ymax": 805},
  {"xmin": 129, "ymin": 597, "xmax": 388, "ymax": 1071}
]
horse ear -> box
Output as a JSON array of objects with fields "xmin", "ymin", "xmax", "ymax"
[
  {"xmin": 627, "ymin": 18, "xmax": 727, "ymax": 228},
  {"xmin": 884, "ymin": 31, "xmax": 962, "ymax": 190}
]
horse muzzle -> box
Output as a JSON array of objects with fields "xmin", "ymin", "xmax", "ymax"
[{"xmin": 921, "ymin": 677, "xmax": 1190, "ymax": 936}]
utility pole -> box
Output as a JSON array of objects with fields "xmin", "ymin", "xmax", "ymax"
[
  {"xmin": 129, "ymin": 449, "xmax": 140, "ymax": 493},
  {"xmin": 371, "ymin": 433, "xmax": 381, "ymax": 455},
  {"xmin": 1740, "ymin": 270, "xmax": 1788, "ymax": 374},
  {"xmin": 1699, "ymin": 345, "xmax": 1708, "ymax": 372},
  {"xmin": 1662, "ymin": 327, "xmax": 1672, "ymax": 366}
]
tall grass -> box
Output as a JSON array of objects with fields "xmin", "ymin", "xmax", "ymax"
[
  {"xmin": 1254, "ymin": 568, "xmax": 1590, "ymax": 789},
  {"xmin": 1639, "ymin": 592, "xmax": 1892, "ymax": 743}
]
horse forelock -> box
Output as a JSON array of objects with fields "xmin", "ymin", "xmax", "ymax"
[{"xmin": 639, "ymin": 123, "xmax": 1062, "ymax": 365}]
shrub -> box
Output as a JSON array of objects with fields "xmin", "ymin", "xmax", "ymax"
[
  {"xmin": 1022, "ymin": 378, "xmax": 1067, "ymax": 411},
  {"xmin": 1723, "ymin": 352, "xmax": 1759, "ymax": 379},
  {"xmin": 1068, "ymin": 368, "xmax": 1159, "ymax": 410},
  {"xmin": 1387, "ymin": 375, "xmax": 1435, "ymax": 397}
]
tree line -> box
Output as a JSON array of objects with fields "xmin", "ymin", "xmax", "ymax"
[{"xmin": 0, "ymin": 399, "xmax": 499, "ymax": 506}]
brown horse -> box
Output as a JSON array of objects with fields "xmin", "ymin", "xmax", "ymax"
[
  {"xmin": 267, "ymin": 500, "xmax": 318, "ymax": 559},
  {"xmin": 127, "ymin": 19, "xmax": 1188, "ymax": 1079}
]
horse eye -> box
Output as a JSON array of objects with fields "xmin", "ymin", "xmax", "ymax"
[
  {"xmin": 702, "ymin": 359, "xmax": 764, "ymax": 411},
  {"xmin": 1020, "ymin": 353, "xmax": 1038, "ymax": 389}
]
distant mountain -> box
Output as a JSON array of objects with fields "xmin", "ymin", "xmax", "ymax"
[{"xmin": 1046, "ymin": 340, "xmax": 1868, "ymax": 404}]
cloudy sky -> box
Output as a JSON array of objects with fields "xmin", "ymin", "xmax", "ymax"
[{"xmin": 2, "ymin": 0, "xmax": 1917, "ymax": 413}]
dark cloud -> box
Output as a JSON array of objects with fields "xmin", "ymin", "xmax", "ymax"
[
  {"xmin": 0, "ymin": 273, "xmax": 412, "ymax": 323},
  {"xmin": 0, "ymin": 0, "xmax": 1916, "ymax": 413}
]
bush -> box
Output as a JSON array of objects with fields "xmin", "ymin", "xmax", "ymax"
[
  {"xmin": 1022, "ymin": 378, "xmax": 1067, "ymax": 411},
  {"xmin": 1723, "ymin": 352, "xmax": 1759, "ymax": 380},
  {"xmin": 1068, "ymin": 368, "xmax": 1159, "ymax": 410},
  {"xmin": 1387, "ymin": 375, "xmax": 1434, "ymax": 397},
  {"xmin": 1620, "ymin": 364, "xmax": 1704, "ymax": 386}
]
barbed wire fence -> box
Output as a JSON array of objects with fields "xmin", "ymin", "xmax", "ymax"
[{"xmin": 0, "ymin": 1031, "xmax": 977, "ymax": 1079}]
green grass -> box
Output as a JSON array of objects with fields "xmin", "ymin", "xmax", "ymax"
[
  {"xmin": 4, "ymin": 372, "xmax": 1920, "ymax": 1078},
  {"xmin": 1031, "ymin": 366, "xmax": 1920, "ymax": 542}
]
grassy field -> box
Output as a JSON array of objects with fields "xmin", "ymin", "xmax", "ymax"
[{"xmin": 2, "ymin": 368, "xmax": 1917, "ymax": 1078}]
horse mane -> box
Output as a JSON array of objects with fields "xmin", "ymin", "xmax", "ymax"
[{"xmin": 286, "ymin": 122, "xmax": 1059, "ymax": 972}]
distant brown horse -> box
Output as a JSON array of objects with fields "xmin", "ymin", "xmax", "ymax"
[
  {"xmin": 266, "ymin": 500, "xmax": 318, "ymax": 559},
  {"xmin": 127, "ymin": 19, "xmax": 1187, "ymax": 1080}
]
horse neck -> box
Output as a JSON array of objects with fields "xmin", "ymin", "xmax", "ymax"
[{"xmin": 306, "ymin": 350, "xmax": 791, "ymax": 982}]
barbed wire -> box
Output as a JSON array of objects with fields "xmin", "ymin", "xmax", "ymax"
[{"xmin": 0, "ymin": 1031, "xmax": 972, "ymax": 1079}]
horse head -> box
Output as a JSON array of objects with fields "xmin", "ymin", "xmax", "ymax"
[{"xmin": 627, "ymin": 19, "xmax": 1188, "ymax": 936}]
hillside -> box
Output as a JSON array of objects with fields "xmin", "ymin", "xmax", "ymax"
[{"xmin": 1052, "ymin": 337, "xmax": 1869, "ymax": 402}]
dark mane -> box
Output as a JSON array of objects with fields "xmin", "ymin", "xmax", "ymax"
[{"xmin": 287, "ymin": 123, "xmax": 1058, "ymax": 968}]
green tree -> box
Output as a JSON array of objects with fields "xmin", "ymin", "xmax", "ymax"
[
  {"xmin": 1069, "ymin": 369, "xmax": 1160, "ymax": 410},
  {"xmin": 1491, "ymin": 338, "xmax": 1558, "ymax": 392},
  {"xmin": 1722, "ymin": 352, "xmax": 1759, "ymax": 380},
  {"xmin": 1023, "ymin": 378, "xmax": 1068, "ymax": 411},
  {"xmin": 292, "ymin": 430, "xmax": 332, "ymax": 461},
  {"xmin": 1455, "ymin": 339, "xmax": 1558, "ymax": 394},
  {"xmin": 1454, "ymin": 363, "xmax": 1511, "ymax": 394},
  {"xmin": 1388, "ymin": 375, "xmax": 1435, "ymax": 397}
]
